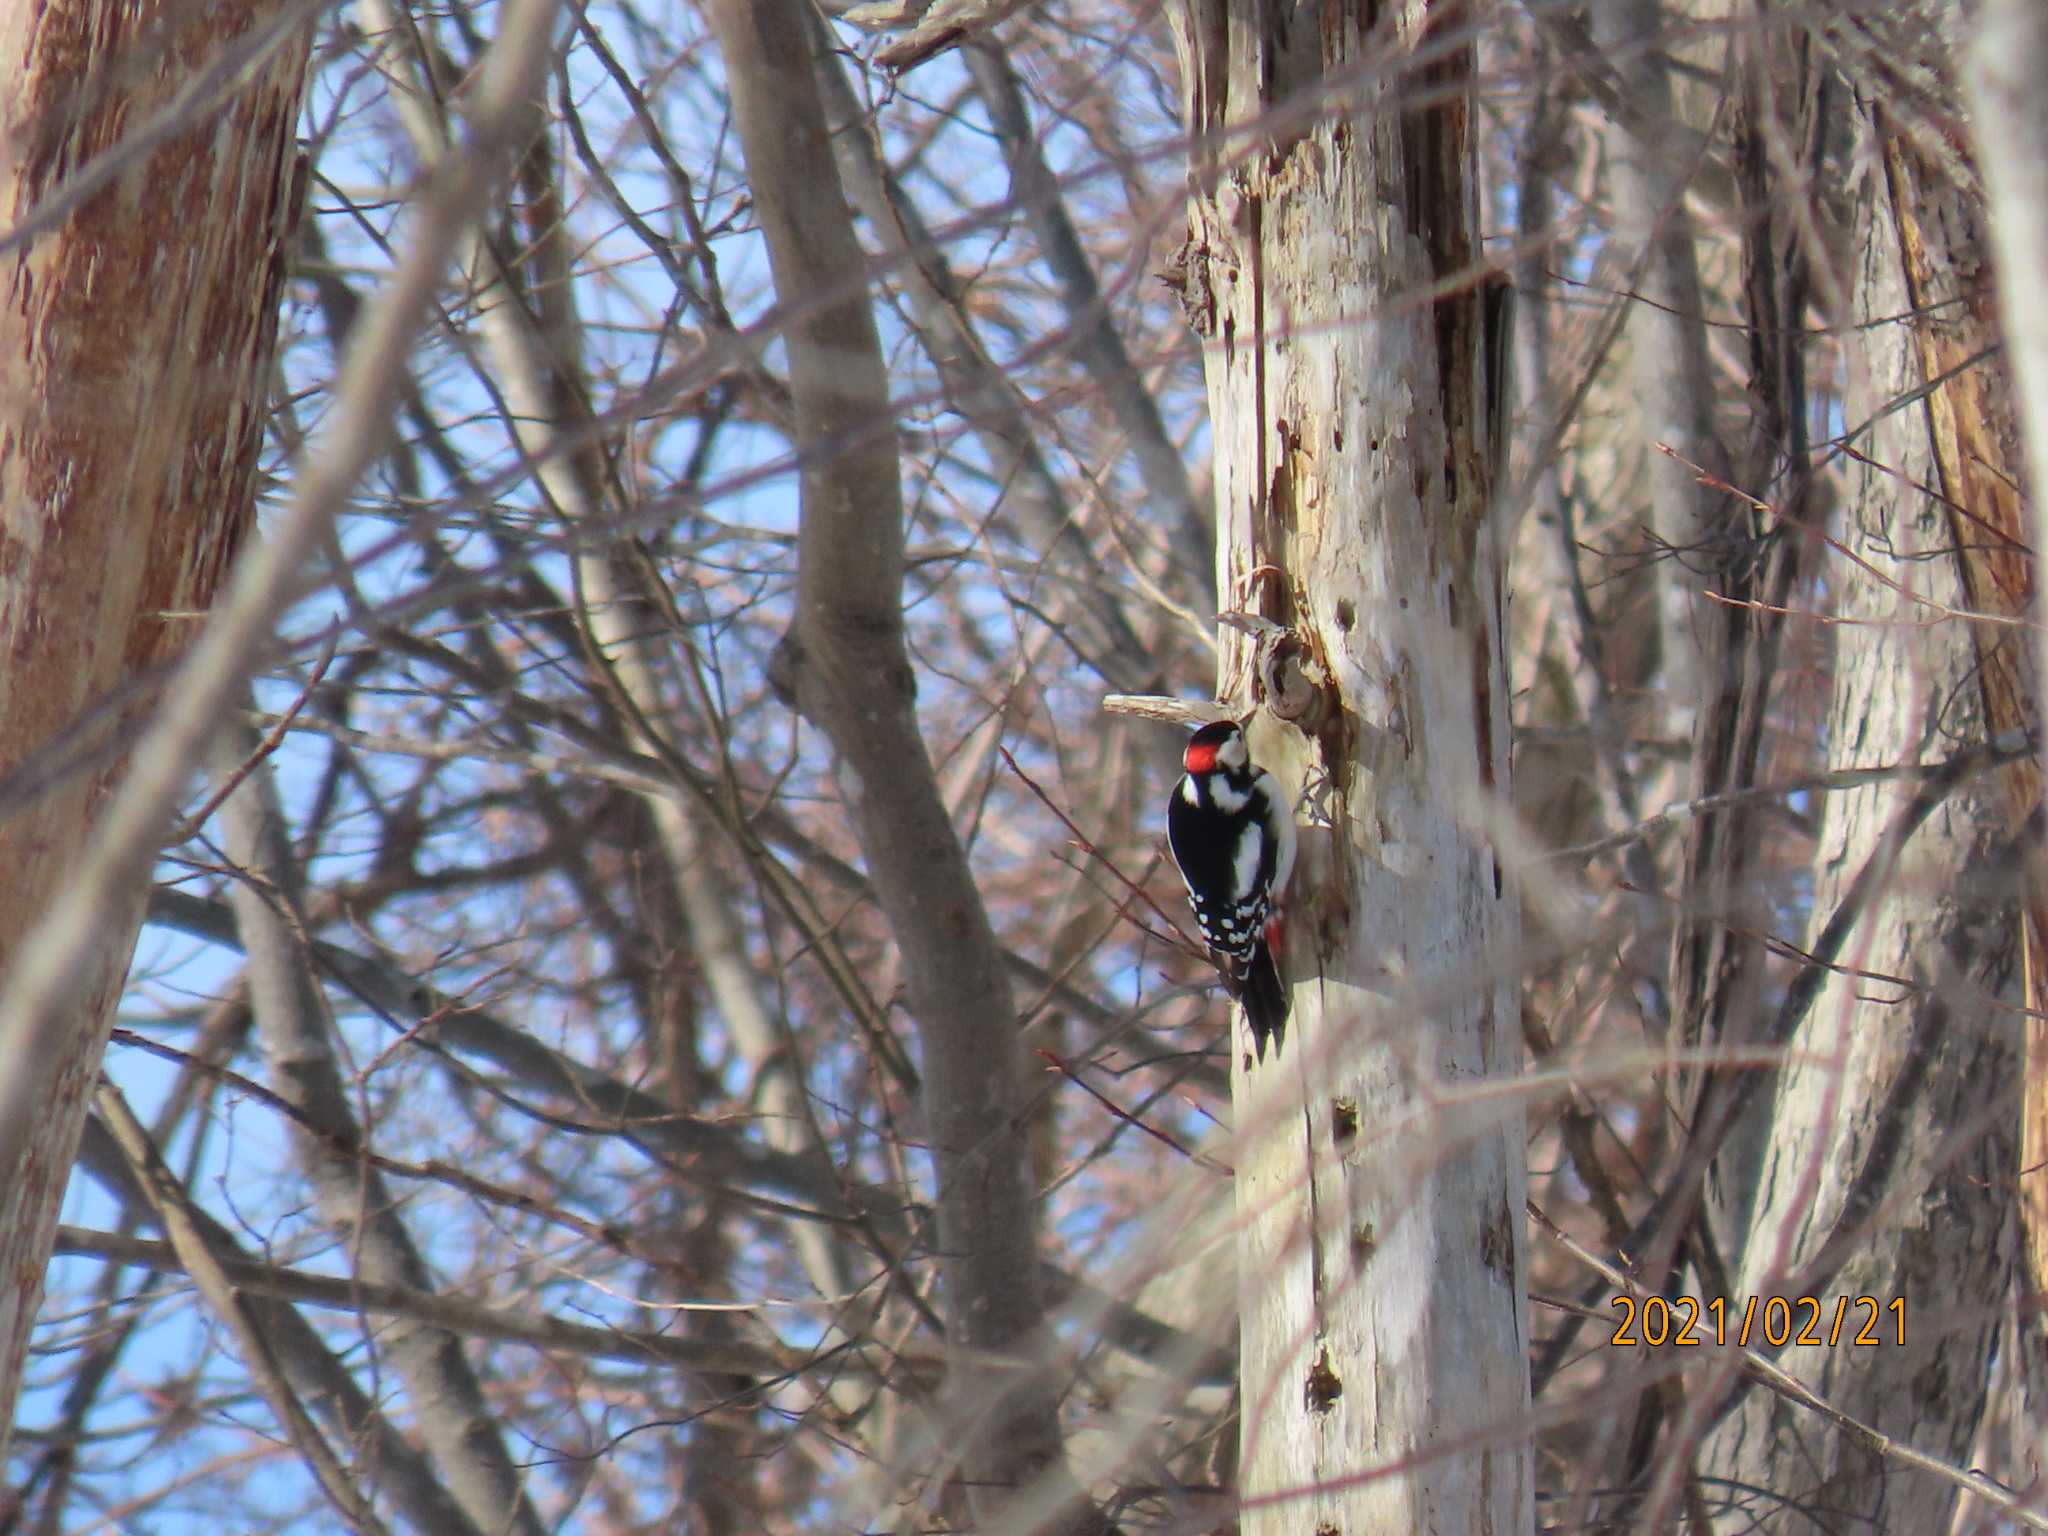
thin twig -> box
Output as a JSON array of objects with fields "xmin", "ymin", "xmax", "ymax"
[
  {"xmin": 1035, "ymin": 1049, "xmax": 1225, "ymax": 1174},
  {"xmin": 998, "ymin": 744, "xmax": 1193, "ymax": 950},
  {"xmin": 174, "ymin": 631, "xmax": 337, "ymax": 842},
  {"xmin": 1549, "ymin": 729, "xmax": 2031, "ymax": 861}
]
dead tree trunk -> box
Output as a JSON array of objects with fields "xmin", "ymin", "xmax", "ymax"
[
  {"xmin": 0, "ymin": 0, "xmax": 308, "ymax": 1439},
  {"xmin": 1165, "ymin": 6, "xmax": 1530, "ymax": 1532}
]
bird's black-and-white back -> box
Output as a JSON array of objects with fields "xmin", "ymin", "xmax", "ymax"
[
  {"xmin": 1166, "ymin": 720, "xmax": 1297, "ymax": 1057},
  {"xmin": 1169, "ymin": 768, "xmax": 1278, "ymax": 956}
]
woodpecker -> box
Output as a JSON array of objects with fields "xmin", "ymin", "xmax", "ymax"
[{"xmin": 1166, "ymin": 720, "xmax": 1297, "ymax": 1062}]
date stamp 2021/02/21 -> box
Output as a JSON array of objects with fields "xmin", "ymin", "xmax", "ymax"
[{"xmin": 1609, "ymin": 1294, "xmax": 1905, "ymax": 1349}]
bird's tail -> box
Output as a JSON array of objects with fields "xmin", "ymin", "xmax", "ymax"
[{"xmin": 1240, "ymin": 942, "xmax": 1289, "ymax": 1063}]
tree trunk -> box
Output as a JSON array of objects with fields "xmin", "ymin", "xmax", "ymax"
[
  {"xmin": 0, "ymin": 0, "xmax": 308, "ymax": 1440},
  {"xmin": 1966, "ymin": 8, "xmax": 2048, "ymax": 1471},
  {"xmin": 1695, "ymin": 83, "xmax": 2020, "ymax": 1523},
  {"xmin": 1165, "ymin": 6, "xmax": 1529, "ymax": 1532},
  {"xmin": 703, "ymin": 4, "xmax": 1101, "ymax": 1530}
]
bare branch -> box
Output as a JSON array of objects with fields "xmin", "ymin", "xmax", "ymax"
[
  {"xmin": 93, "ymin": 1084, "xmax": 394, "ymax": 1536},
  {"xmin": 703, "ymin": 2, "xmax": 1101, "ymax": 1527}
]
